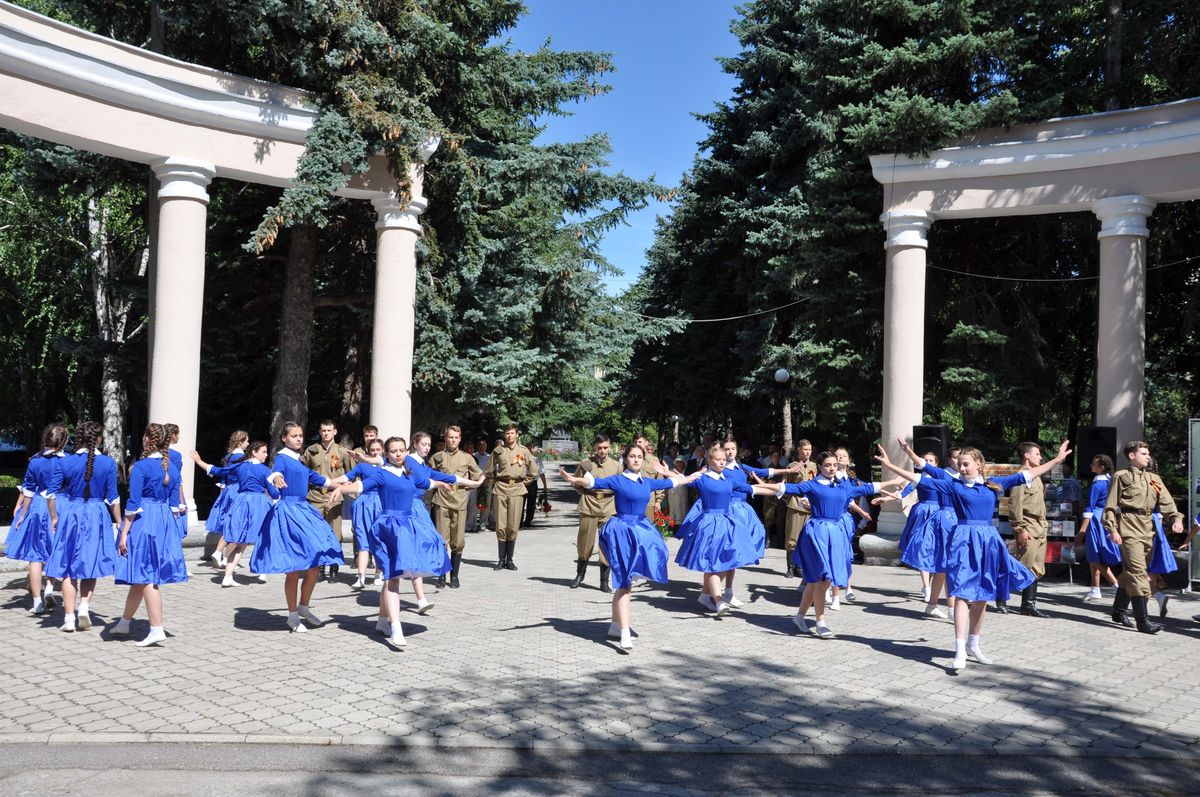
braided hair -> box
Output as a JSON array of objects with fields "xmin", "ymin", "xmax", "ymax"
[
  {"xmin": 143, "ymin": 423, "xmax": 170, "ymax": 485},
  {"xmin": 222, "ymin": 430, "xmax": 249, "ymax": 466},
  {"xmin": 37, "ymin": 423, "xmax": 68, "ymax": 458},
  {"xmin": 75, "ymin": 420, "xmax": 101, "ymax": 500},
  {"xmin": 958, "ymin": 447, "xmax": 1005, "ymax": 493}
]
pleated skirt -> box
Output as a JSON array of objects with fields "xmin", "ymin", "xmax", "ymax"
[
  {"xmin": 115, "ymin": 502, "xmax": 188, "ymax": 585},
  {"xmin": 5, "ymin": 493, "xmax": 52, "ymax": 563},
  {"xmin": 45, "ymin": 500, "xmax": 116, "ymax": 580},
  {"xmin": 249, "ymin": 498, "xmax": 344, "ymax": 574},
  {"xmin": 945, "ymin": 522, "xmax": 1035, "ymax": 602},
  {"xmin": 599, "ymin": 513, "xmax": 669, "ymax": 590}
]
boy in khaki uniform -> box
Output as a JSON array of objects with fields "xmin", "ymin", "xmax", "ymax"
[
  {"xmin": 1102, "ymin": 440, "xmax": 1184, "ymax": 634},
  {"xmin": 303, "ymin": 419, "xmax": 353, "ymax": 581},
  {"xmin": 784, "ymin": 440, "xmax": 817, "ymax": 578},
  {"xmin": 571, "ymin": 434, "xmax": 621, "ymax": 593},
  {"xmin": 430, "ymin": 425, "xmax": 482, "ymax": 589},
  {"xmin": 489, "ymin": 424, "xmax": 538, "ymax": 570},
  {"xmin": 1001, "ymin": 442, "xmax": 1050, "ymax": 617},
  {"xmin": 635, "ymin": 433, "xmax": 670, "ymax": 519}
]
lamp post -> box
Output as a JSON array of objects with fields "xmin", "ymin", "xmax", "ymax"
[{"xmin": 774, "ymin": 369, "xmax": 793, "ymax": 456}]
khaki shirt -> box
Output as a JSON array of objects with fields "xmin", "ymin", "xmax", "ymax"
[
  {"xmin": 1102, "ymin": 467, "xmax": 1181, "ymax": 537},
  {"xmin": 303, "ymin": 442, "xmax": 352, "ymax": 505},
  {"xmin": 429, "ymin": 449, "xmax": 483, "ymax": 511},
  {"xmin": 785, "ymin": 460, "xmax": 818, "ymax": 514},
  {"xmin": 1008, "ymin": 471, "xmax": 1048, "ymax": 538},
  {"xmin": 574, "ymin": 455, "xmax": 621, "ymax": 518},
  {"xmin": 640, "ymin": 453, "xmax": 668, "ymax": 480},
  {"xmin": 490, "ymin": 443, "xmax": 537, "ymax": 496}
]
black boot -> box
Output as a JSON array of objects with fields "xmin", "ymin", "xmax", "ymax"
[
  {"xmin": 328, "ymin": 564, "xmax": 339, "ymax": 582},
  {"xmin": 449, "ymin": 553, "xmax": 462, "ymax": 588},
  {"xmin": 784, "ymin": 555, "xmax": 795, "ymax": 578},
  {"xmin": 494, "ymin": 540, "xmax": 506, "ymax": 570},
  {"xmin": 570, "ymin": 560, "xmax": 587, "ymax": 589},
  {"xmin": 1111, "ymin": 590, "xmax": 1134, "ymax": 627},
  {"xmin": 994, "ymin": 597, "xmax": 1009, "ymax": 614},
  {"xmin": 1020, "ymin": 583, "xmax": 1049, "ymax": 618},
  {"xmin": 504, "ymin": 539, "xmax": 518, "ymax": 571},
  {"xmin": 435, "ymin": 573, "xmax": 446, "ymax": 589},
  {"xmin": 599, "ymin": 564, "xmax": 612, "ymax": 594},
  {"xmin": 319, "ymin": 566, "xmax": 328, "ymax": 581},
  {"xmin": 1131, "ymin": 596, "xmax": 1162, "ymax": 634}
]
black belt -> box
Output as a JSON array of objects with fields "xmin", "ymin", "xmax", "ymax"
[
  {"xmin": 496, "ymin": 477, "xmax": 523, "ymax": 483},
  {"xmin": 1119, "ymin": 507, "xmax": 1152, "ymax": 516}
]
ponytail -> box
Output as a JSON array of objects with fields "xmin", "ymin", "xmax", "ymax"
[{"xmin": 75, "ymin": 420, "xmax": 101, "ymax": 500}]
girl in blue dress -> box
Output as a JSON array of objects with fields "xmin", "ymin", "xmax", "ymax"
[
  {"xmin": 205, "ymin": 430, "xmax": 248, "ymax": 568},
  {"xmin": 193, "ymin": 441, "xmax": 279, "ymax": 587},
  {"xmin": 8, "ymin": 423, "xmax": 67, "ymax": 615},
  {"xmin": 892, "ymin": 439, "xmax": 959, "ymax": 619},
  {"xmin": 165, "ymin": 423, "xmax": 189, "ymax": 539},
  {"xmin": 344, "ymin": 438, "xmax": 385, "ymax": 590},
  {"xmin": 559, "ymin": 444, "xmax": 700, "ymax": 650},
  {"xmin": 250, "ymin": 422, "xmax": 343, "ymax": 632},
  {"xmin": 1074, "ymin": 454, "xmax": 1121, "ymax": 602},
  {"xmin": 45, "ymin": 420, "xmax": 122, "ymax": 633},
  {"xmin": 330, "ymin": 436, "xmax": 462, "ymax": 650},
  {"xmin": 876, "ymin": 439, "xmax": 1070, "ymax": 671},
  {"xmin": 769, "ymin": 451, "xmax": 900, "ymax": 637},
  {"xmin": 112, "ymin": 424, "xmax": 188, "ymax": 647}
]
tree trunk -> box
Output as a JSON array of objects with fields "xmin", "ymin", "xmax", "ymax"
[
  {"xmin": 781, "ymin": 395, "xmax": 793, "ymax": 457},
  {"xmin": 1104, "ymin": 0, "xmax": 1123, "ymax": 111},
  {"xmin": 87, "ymin": 194, "xmax": 129, "ymax": 479},
  {"xmin": 270, "ymin": 224, "xmax": 318, "ymax": 435},
  {"xmin": 339, "ymin": 315, "xmax": 366, "ymax": 427}
]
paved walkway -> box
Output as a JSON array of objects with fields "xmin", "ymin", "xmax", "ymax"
[{"xmin": 1, "ymin": 468, "xmax": 1198, "ymax": 769}]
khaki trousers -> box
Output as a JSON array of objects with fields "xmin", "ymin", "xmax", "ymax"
[
  {"xmin": 493, "ymin": 490, "xmax": 524, "ymax": 541},
  {"xmin": 434, "ymin": 505, "xmax": 467, "ymax": 555},
  {"xmin": 1118, "ymin": 529, "xmax": 1154, "ymax": 598},
  {"xmin": 576, "ymin": 514, "xmax": 611, "ymax": 565},
  {"xmin": 1015, "ymin": 530, "xmax": 1048, "ymax": 579}
]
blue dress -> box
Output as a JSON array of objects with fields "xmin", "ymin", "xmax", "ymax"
[
  {"xmin": 674, "ymin": 473, "xmax": 757, "ymax": 572},
  {"xmin": 917, "ymin": 464, "xmax": 1036, "ymax": 602},
  {"xmin": 358, "ymin": 465, "xmax": 446, "ymax": 579},
  {"xmin": 1148, "ymin": 512, "xmax": 1178, "ymax": 575},
  {"xmin": 6, "ymin": 451, "xmax": 62, "ymax": 563},
  {"xmin": 168, "ymin": 448, "xmax": 188, "ymax": 538},
  {"xmin": 211, "ymin": 461, "xmax": 279, "ymax": 545},
  {"xmin": 778, "ymin": 477, "xmax": 878, "ymax": 587},
  {"xmin": 45, "ymin": 450, "xmax": 120, "ymax": 580},
  {"xmin": 725, "ymin": 464, "xmax": 769, "ymax": 560},
  {"xmin": 249, "ymin": 451, "xmax": 343, "ymax": 574},
  {"xmin": 116, "ymin": 455, "xmax": 188, "ymax": 586},
  {"xmin": 588, "ymin": 472, "xmax": 674, "ymax": 590},
  {"xmin": 1082, "ymin": 475, "xmax": 1121, "ymax": 566},
  {"xmin": 898, "ymin": 471, "xmax": 954, "ymax": 573},
  {"xmin": 205, "ymin": 450, "xmax": 245, "ymax": 537},
  {"xmin": 405, "ymin": 454, "xmax": 455, "ymax": 540},
  {"xmin": 345, "ymin": 463, "xmax": 382, "ymax": 552}
]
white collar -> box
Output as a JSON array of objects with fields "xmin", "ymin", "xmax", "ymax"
[
  {"xmin": 146, "ymin": 452, "xmax": 162, "ymax": 459},
  {"xmin": 621, "ymin": 470, "xmax": 641, "ymax": 482},
  {"xmin": 232, "ymin": 447, "xmax": 245, "ymax": 454},
  {"xmin": 409, "ymin": 453, "xmax": 425, "ymax": 464},
  {"xmin": 960, "ymin": 477, "xmax": 986, "ymax": 487},
  {"xmin": 75, "ymin": 449, "xmax": 101, "ymax": 455},
  {"xmin": 42, "ymin": 449, "xmax": 64, "ymax": 457},
  {"xmin": 703, "ymin": 470, "xmax": 724, "ymax": 481},
  {"xmin": 383, "ymin": 464, "xmax": 408, "ymax": 477},
  {"xmin": 1094, "ymin": 473, "xmax": 1110, "ymax": 482},
  {"xmin": 277, "ymin": 448, "xmax": 300, "ymax": 461},
  {"xmin": 816, "ymin": 476, "xmax": 833, "ymax": 486},
  {"xmin": 724, "ymin": 461, "xmax": 738, "ymax": 469}
]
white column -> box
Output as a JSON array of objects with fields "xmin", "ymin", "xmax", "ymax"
[
  {"xmin": 148, "ymin": 157, "xmax": 214, "ymax": 519},
  {"xmin": 878, "ymin": 209, "xmax": 932, "ymax": 537},
  {"xmin": 369, "ymin": 193, "xmax": 427, "ymax": 442},
  {"xmin": 1093, "ymin": 195, "xmax": 1154, "ymax": 451}
]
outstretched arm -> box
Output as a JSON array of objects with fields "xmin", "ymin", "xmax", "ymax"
[
  {"xmin": 895, "ymin": 436, "xmax": 926, "ymax": 466},
  {"xmin": 1023, "ymin": 439, "xmax": 1072, "ymax": 482},
  {"xmin": 874, "ymin": 444, "xmax": 921, "ymax": 483}
]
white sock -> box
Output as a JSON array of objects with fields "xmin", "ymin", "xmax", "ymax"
[
  {"xmin": 967, "ymin": 634, "xmax": 981, "ymax": 649},
  {"xmin": 955, "ymin": 638, "xmax": 967, "ymax": 655},
  {"xmin": 78, "ymin": 602, "xmax": 89, "ymax": 614},
  {"xmin": 288, "ymin": 611, "xmax": 301, "ymax": 623},
  {"xmin": 115, "ymin": 617, "xmax": 130, "ymax": 627},
  {"xmin": 148, "ymin": 625, "xmax": 163, "ymax": 634},
  {"xmin": 64, "ymin": 612, "xmax": 75, "ymax": 623}
]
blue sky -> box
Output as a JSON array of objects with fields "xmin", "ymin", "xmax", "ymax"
[{"xmin": 508, "ymin": 1, "xmax": 743, "ymax": 295}]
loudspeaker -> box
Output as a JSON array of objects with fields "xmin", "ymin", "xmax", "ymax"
[
  {"xmin": 1075, "ymin": 426, "xmax": 1117, "ymax": 480},
  {"xmin": 912, "ymin": 424, "xmax": 950, "ymax": 466}
]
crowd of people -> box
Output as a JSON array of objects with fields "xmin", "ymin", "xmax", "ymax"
[{"xmin": 5, "ymin": 416, "xmax": 1199, "ymax": 667}]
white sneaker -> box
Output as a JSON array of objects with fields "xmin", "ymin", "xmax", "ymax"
[
  {"xmin": 607, "ymin": 622, "xmax": 634, "ymax": 640},
  {"xmin": 416, "ymin": 598, "xmax": 435, "ymax": 615},
  {"xmin": 76, "ymin": 608, "xmax": 92, "ymax": 630},
  {"xmin": 43, "ymin": 591, "xmax": 57, "ymax": 609},
  {"xmin": 111, "ymin": 620, "xmax": 131, "ymax": 636},
  {"xmin": 28, "ymin": 599, "xmax": 45, "ymax": 616},
  {"xmin": 922, "ymin": 585, "xmax": 932, "ymax": 603},
  {"xmin": 814, "ymin": 623, "xmax": 834, "ymax": 638},
  {"xmin": 966, "ymin": 644, "xmax": 993, "ymax": 665},
  {"xmin": 221, "ymin": 575, "xmax": 235, "ymax": 588},
  {"xmin": 296, "ymin": 606, "xmax": 322, "ymax": 626},
  {"xmin": 923, "ymin": 605, "xmax": 949, "ymax": 619},
  {"xmin": 371, "ymin": 575, "xmax": 383, "ymax": 588},
  {"xmin": 619, "ymin": 629, "xmax": 633, "ymax": 651},
  {"xmin": 791, "ymin": 614, "xmax": 810, "ymax": 634},
  {"xmin": 135, "ymin": 628, "xmax": 167, "ymax": 648},
  {"xmin": 844, "ymin": 589, "xmax": 857, "ymax": 603},
  {"xmin": 287, "ymin": 616, "xmax": 307, "ymax": 633},
  {"xmin": 713, "ymin": 600, "xmax": 731, "ymax": 618},
  {"xmin": 375, "ymin": 617, "xmax": 391, "ymax": 636},
  {"xmin": 60, "ymin": 618, "xmax": 76, "ymax": 633},
  {"xmin": 828, "ymin": 597, "xmax": 842, "ymax": 612},
  {"xmin": 722, "ymin": 591, "xmax": 744, "ymax": 609},
  {"xmin": 386, "ymin": 631, "xmax": 407, "ymax": 649},
  {"xmin": 698, "ymin": 593, "xmax": 717, "ymax": 612},
  {"xmin": 1082, "ymin": 590, "xmax": 1102, "ymax": 603},
  {"xmin": 351, "ymin": 577, "xmax": 365, "ymax": 591},
  {"xmin": 952, "ymin": 651, "xmax": 967, "ymax": 671},
  {"xmin": 825, "ymin": 587, "xmax": 833, "ymax": 602},
  {"xmin": 256, "ymin": 573, "xmax": 268, "ymax": 584},
  {"xmin": 1153, "ymin": 591, "xmax": 1169, "ymax": 617}
]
